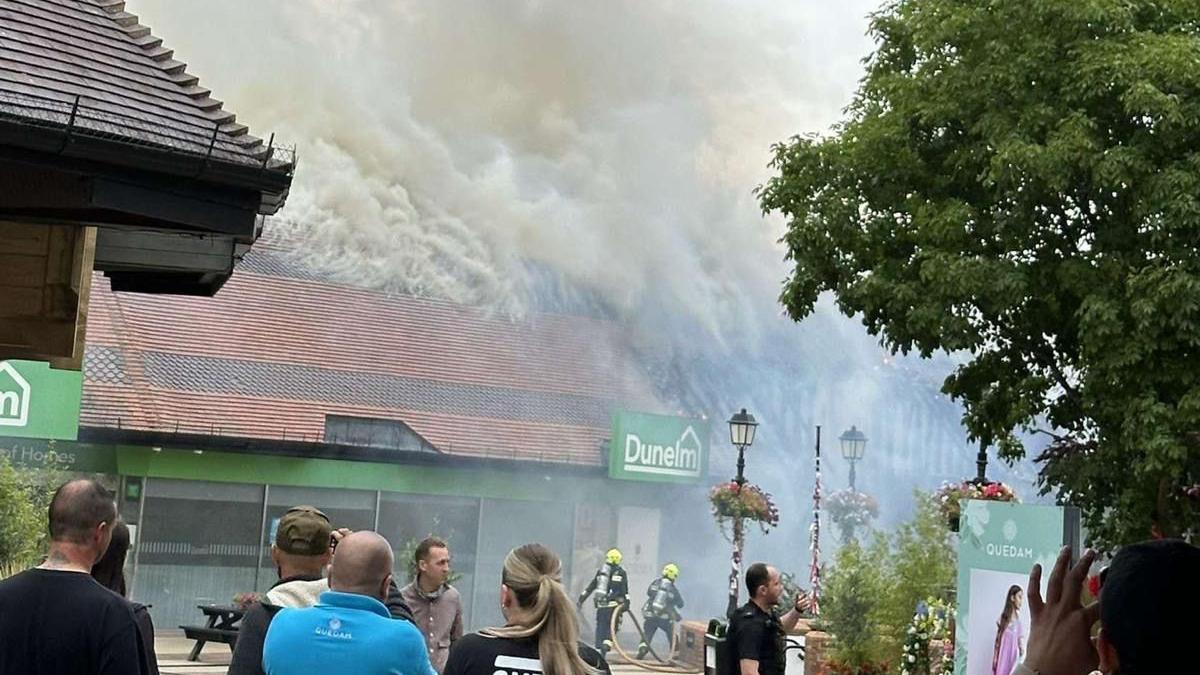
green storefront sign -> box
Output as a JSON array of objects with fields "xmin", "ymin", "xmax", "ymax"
[
  {"xmin": 0, "ymin": 360, "xmax": 82, "ymax": 441},
  {"xmin": 609, "ymin": 410, "xmax": 709, "ymax": 483},
  {"xmin": 0, "ymin": 439, "xmax": 117, "ymax": 473}
]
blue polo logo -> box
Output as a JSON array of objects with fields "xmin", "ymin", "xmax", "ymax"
[
  {"xmin": 315, "ymin": 616, "xmax": 352, "ymax": 640},
  {"xmin": 0, "ymin": 362, "xmax": 31, "ymax": 428}
]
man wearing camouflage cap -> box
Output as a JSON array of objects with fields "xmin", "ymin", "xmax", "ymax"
[{"xmin": 229, "ymin": 506, "xmax": 414, "ymax": 675}]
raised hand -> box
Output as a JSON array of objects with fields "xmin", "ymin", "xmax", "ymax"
[{"xmin": 1024, "ymin": 546, "xmax": 1100, "ymax": 675}]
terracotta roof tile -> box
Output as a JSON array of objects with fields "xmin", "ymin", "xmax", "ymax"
[
  {"xmin": 103, "ymin": 271, "xmax": 634, "ymax": 398},
  {"xmin": 81, "ymin": 249, "xmax": 660, "ymax": 466}
]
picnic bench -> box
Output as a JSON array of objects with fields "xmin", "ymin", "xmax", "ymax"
[{"xmin": 180, "ymin": 604, "xmax": 244, "ymax": 661}]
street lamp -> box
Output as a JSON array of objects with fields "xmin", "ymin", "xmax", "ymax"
[
  {"xmin": 725, "ymin": 408, "xmax": 758, "ymax": 617},
  {"xmin": 838, "ymin": 425, "xmax": 867, "ymax": 489},
  {"xmin": 729, "ymin": 408, "xmax": 758, "ymax": 486}
]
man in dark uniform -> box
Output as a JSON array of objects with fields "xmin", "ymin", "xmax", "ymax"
[
  {"xmin": 636, "ymin": 563, "xmax": 684, "ymax": 659},
  {"xmin": 577, "ymin": 548, "xmax": 629, "ymax": 657},
  {"xmin": 727, "ymin": 563, "xmax": 810, "ymax": 675}
]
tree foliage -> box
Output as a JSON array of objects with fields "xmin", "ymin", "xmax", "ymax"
[
  {"xmin": 0, "ymin": 457, "xmax": 50, "ymax": 578},
  {"xmin": 822, "ymin": 494, "xmax": 958, "ymax": 667},
  {"xmin": 877, "ymin": 493, "xmax": 956, "ymax": 651},
  {"xmin": 821, "ymin": 534, "xmax": 891, "ymax": 668},
  {"xmin": 758, "ymin": 0, "xmax": 1200, "ymax": 547}
]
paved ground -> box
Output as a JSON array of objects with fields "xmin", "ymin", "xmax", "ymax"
[
  {"xmin": 155, "ymin": 633, "xmax": 235, "ymax": 675},
  {"xmin": 153, "ymin": 633, "xmax": 696, "ymax": 675}
]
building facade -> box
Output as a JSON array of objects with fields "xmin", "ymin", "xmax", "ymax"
[{"xmin": 2, "ymin": 236, "xmax": 715, "ymax": 630}]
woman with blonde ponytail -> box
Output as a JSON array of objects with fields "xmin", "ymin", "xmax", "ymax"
[{"xmin": 443, "ymin": 544, "xmax": 609, "ymax": 675}]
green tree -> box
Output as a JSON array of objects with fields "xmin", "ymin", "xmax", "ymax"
[
  {"xmin": 0, "ymin": 457, "xmax": 49, "ymax": 578},
  {"xmin": 877, "ymin": 493, "xmax": 956, "ymax": 653},
  {"xmin": 758, "ymin": 0, "xmax": 1200, "ymax": 547},
  {"xmin": 821, "ymin": 534, "xmax": 890, "ymax": 668}
]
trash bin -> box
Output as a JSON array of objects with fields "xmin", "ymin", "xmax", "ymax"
[
  {"xmin": 783, "ymin": 636, "xmax": 806, "ymax": 675},
  {"xmin": 705, "ymin": 619, "xmax": 728, "ymax": 675}
]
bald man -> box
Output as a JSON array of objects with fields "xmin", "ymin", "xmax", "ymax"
[
  {"xmin": 263, "ymin": 532, "xmax": 435, "ymax": 675},
  {"xmin": 0, "ymin": 479, "xmax": 145, "ymax": 675}
]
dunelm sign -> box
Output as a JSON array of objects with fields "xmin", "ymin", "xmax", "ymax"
[{"xmin": 609, "ymin": 410, "xmax": 709, "ymax": 484}]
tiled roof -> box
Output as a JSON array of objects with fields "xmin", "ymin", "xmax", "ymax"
[
  {"xmin": 0, "ymin": 0, "xmax": 292, "ymax": 203},
  {"xmin": 80, "ymin": 243, "xmax": 660, "ymax": 466}
]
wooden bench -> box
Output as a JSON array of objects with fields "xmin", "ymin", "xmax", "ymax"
[
  {"xmin": 179, "ymin": 625, "xmax": 238, "ymax": 660},
  {"xmin": 181, "ymin": 604, "xmax": 244, "ymax": 661}
]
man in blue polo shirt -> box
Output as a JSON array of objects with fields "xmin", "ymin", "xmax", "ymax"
[{"xmin": 263, "ymin": 531, "xmax": 435, "ymax": 675}]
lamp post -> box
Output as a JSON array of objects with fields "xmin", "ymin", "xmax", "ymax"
[
  {"xmin": 809, "ymin": 426, "xmax": 823, "ymax": 615},
  {"xmin": 838, "ymin": 425, "xmax": 867, "ymax": 490},
  {"xmin": 726, "ymin": 408, "xmax": 757, "ymax": 617},
  {"xmin": 973, "ymin": 439, "xmax": 989, "ymax": 484}
]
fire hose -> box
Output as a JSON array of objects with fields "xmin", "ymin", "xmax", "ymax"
[{"xmin": 605, "ymin": 604, "xmax": 702, "ymax": 674}]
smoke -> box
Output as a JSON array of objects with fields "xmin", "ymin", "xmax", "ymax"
[
  {"xmin": 130, "ymin": 0, "xmax": 879, "ymax": 339},
  {"xmin": 128, "ymin": 0, "xmax": 1045, "ymax": 617}
]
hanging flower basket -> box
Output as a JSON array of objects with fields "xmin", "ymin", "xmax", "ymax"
[
  {"xmin": 933, "ymin": 481, "xmax": 1017, "ymax": 531},
  {"xmin": 709, "ymin": 481, "xmax": 779, "ymax": 539},
  {"xmin": 826, "ymin": 488, "xmax": 879, "ymax": 535}
]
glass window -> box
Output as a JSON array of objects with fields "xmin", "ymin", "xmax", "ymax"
[
  {"xmin": 378, "ymin": 493, "xmax": 480, "ymax": 625},
  {"xmin": 257, "ymin": 485, "xmax": 378, "ymax": 591},
  {"xmin": 470, "ymin": 498, "xmax": 573, "ymax": 631},
  {"xmin": 133, "ymin": 479, "xmax": 264, "ymax": 629}
]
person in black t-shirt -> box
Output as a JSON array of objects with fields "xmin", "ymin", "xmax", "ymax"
[
  {"xmin": 727, "ymin": 563, "xmax": 811, "ymax": 675},
  {"xmin": 445, "ymin": 543, "xmax": 611, "ymax": 675},
  {"xmin": 0, "ymin": 479, "xmax": 145, "ymax": 675}
]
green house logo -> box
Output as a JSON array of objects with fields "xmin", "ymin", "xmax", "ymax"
[
  {"xmin": 0, "ymin": 362, "xmax": 32, "ymax": 428},
  {"xmin": 0, "ymin": 360, "xmax": 82, "ymax": 441},
  {"xmin": 609, "ymin": 410, "xmax": 709, "ymax": 483}
]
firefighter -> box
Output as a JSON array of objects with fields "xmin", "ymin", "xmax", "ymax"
[
  {"xmin": 636, "ymin": 562, "xmax": 684, "ymax": 660},
  {"xmin": 577, "ymin": 548, "xmax": 629, "ymax": 656}
]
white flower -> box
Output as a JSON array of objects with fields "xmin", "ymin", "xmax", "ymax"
[{"xmin": 908, "ymin": 654, "xmax": 916, "ymax": 663}]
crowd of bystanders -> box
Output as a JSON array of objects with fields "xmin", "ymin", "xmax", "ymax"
[{"xmin": 0, "ymin": 478, "xmax": 1194, "ymax": 675}]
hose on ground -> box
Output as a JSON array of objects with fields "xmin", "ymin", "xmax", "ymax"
[{"xmin": 606, "ymin": 604, "xmax": 701, "ymax": 674}]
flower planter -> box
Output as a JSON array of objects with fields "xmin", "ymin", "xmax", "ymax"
[
  {"xmin": 933, "ymin": 480, "xmax": 1017, "ymax": 531},
  {"xmin": 709, "ymin": 481, "xmax": 779, "ymax": 539},
  {"xmin": 826, "ymin": 488, "xmax": 879, "ymax": 541}
]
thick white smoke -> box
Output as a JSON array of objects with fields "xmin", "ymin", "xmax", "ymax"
[
  {"xmin": 123, "ymin": 4, "xmax": 1057, "ymax": 621},
  {"xmin": 130, "ymin": 0, "xmax": 879, "ymax": 341}
]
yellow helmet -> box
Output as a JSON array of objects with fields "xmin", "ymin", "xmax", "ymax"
[
  {"xmin": 606, "ymin": 548, "xmax": 623, "ymax": 565},
  {"xmin": 662, "ymin": 563, "xmax": 679, "ymax": 581}
]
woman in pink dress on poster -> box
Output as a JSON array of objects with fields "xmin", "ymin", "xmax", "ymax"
[{"xmin": 991, "ymin": 585, "xmax": 1025, "ymax": 675}]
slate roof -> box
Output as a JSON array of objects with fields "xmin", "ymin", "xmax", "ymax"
[
  {"xmin": 79, "ymin": 236, "xmax": 661, "ymax": 466},
  {"xmin": 0, "ymin": 0, "xmax": 292, "ymax": 209}
]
